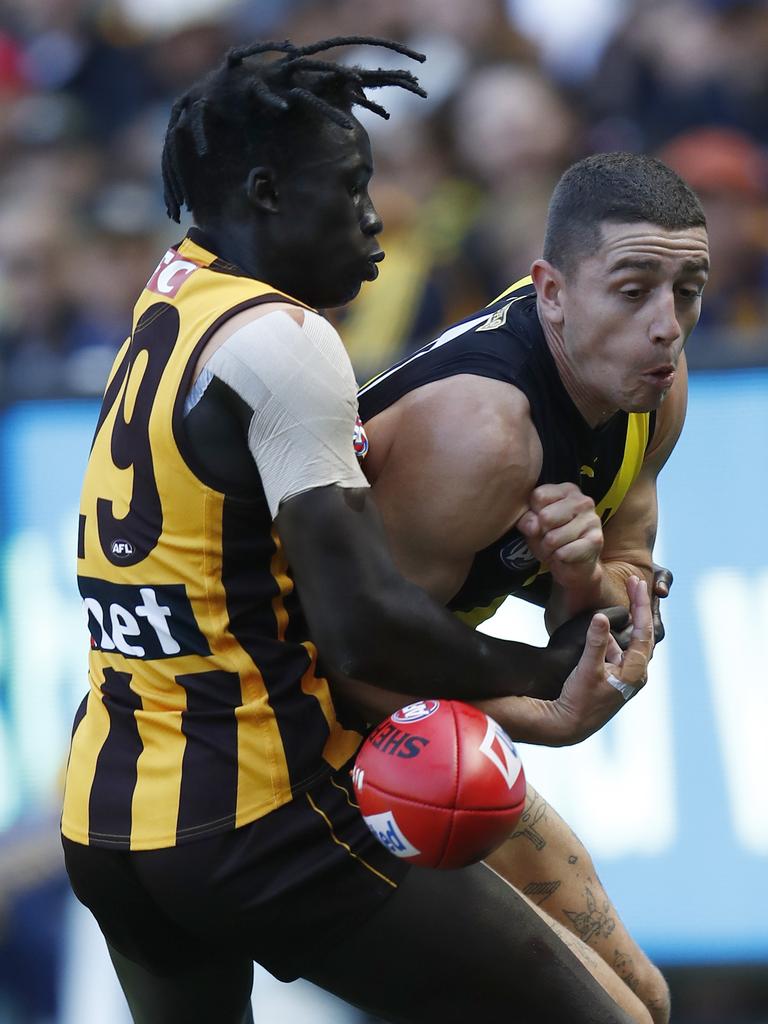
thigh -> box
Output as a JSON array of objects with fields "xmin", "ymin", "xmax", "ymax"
[
  {"xmin": 484, "ymin": 782, "xmax": 661, "ymax": 998},
  {"xmin": 64, "ymin": 838, "xmax": 254, "ymax": 1024},
  {"xmin": 108, "ymin": 943, "xmax": 254, "ymax": 1024},
  {"xmin": 302, "ymin": 860, "xmax": 641, "ymax": 1024}
]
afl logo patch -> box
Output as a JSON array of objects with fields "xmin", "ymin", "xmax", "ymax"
[
  {"xmin": 392, "ymin": 700, "xmax": 440, "ymax": 724},
  {"xmin": 110, "ymin": 539, "xmax": 135, "ymax": 559},
  {"xmin": 499, "ymin": 536, "xmax": 537, "ymax": 572},
  {"xmin": 353, "ymin": 414, "xmax": 369, "ymax": 458}
]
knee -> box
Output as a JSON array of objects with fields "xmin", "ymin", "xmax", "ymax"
[{"xmin": 640, "ymin": 963, "xmax": 670, "ymax": 1024}]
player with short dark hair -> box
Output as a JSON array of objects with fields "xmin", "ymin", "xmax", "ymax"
[
  {"xmin": 355, "ymin": 151, "xmax": 709, "ymax": 1024},
  {"xmin": 62, "ymin": 40, "xmax": 654, "ymax": 1024},
  {"xmin": 544, "ymin": 152, "xmax": 706, "ymax": 276}
]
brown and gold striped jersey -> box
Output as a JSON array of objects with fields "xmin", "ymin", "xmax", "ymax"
[{"xmin": 62, "ymin": 232, "xmax": 361, "ymax": 851}]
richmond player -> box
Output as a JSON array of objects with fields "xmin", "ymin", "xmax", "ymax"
[
  {"xmin": 61, "ymin": 39, "xmax": 654, "ymax": 1024},
  {"xmin": 355, "ymin": 153, "xmax": 710, "ymax": 1024}
]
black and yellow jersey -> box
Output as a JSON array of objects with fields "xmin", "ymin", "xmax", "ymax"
[
  {"xmin": 62, "ymin": 230, "xmax": 361, "ymax": 851},
  {"xmin": 358, "ymin": 278, "xmax": 655, "ymax": 626}
]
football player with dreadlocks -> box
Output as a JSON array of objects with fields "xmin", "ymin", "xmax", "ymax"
[{"xmin": 61, "ymin": 38, "xmax": 653, "ymax": 1024}]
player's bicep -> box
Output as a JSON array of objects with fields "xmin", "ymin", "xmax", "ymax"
[
  {"xmin": 369, "ymin": 454, "xmax": 475, "ymax": 603},
  {"xmin": 367, "ymin": 377, "xmax": 541, "ymax": 603},
  {"xmin": 206, "ymin": 310, "xmax": 366, "ymax": 517}
]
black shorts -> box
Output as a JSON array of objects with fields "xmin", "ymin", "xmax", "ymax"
[{"xmin": 63, "ymin": 766, "xmax": 409, "ymax": 982}]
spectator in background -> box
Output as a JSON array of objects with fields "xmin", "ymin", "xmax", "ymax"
[
  {"xmin": 588, "ymin": 0, "xmax": 768, "ymax": 150},
  {"xmin": 0, "ymin": 197, "xmax": 78, "ymax": 399},
  {"xmin": 658, "ymin": 126, "xmax": 768, "ymax": 367},
  {"xmin": 449, "ymin": 62, "xmax": 579, "ymax": 298},
  {"xmin": 0, "ymin": 182, "xmax": 166, "ymax": 398}
]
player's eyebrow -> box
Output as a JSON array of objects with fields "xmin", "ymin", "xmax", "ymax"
[{"xmin": 680, "ymin": 256, "xmax": 710, "ymax": 275}]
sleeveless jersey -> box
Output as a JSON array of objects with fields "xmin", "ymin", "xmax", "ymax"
[
  {"xmin": 358, "ymin": 278, "xmax": 655, "ymax": 626},
  {"xmin": 62, "ymin": 230, "xmax": 361, "ymax": 851}
]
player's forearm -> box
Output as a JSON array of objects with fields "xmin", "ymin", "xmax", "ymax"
[
  {"xmin": 544, "ymin": 563, "xmax": 605, "ymax": 633},
  {"xmin": 280, "ymin": 486, "xmax": 577, "ymax": 703},
  {"xmin": 329, "ymin": 673, "xmax": 406, "ymax": 725},
  {"xmin": 332, "ymin": 673, "xmax": 595, "ymax": 748},
  {"xmin": 334, "ymin": 575, "xmax": 573, "ymax": 701},
  {"xmin": 472, "ymin": 694, "xmax": 587, "ymax": 748},
  {"xmin": 545, "ymin": 557, "xmax": 652, "ymax": 633}
]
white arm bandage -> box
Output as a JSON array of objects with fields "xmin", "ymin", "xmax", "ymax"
[{"xmin": 205, "ymin": 310, "xmax": 368, "ymax": 518}]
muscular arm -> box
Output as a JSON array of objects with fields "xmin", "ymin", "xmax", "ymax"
[
  {"xmin": 364, "ymin": 374, "xmax": 543, "ymax": 602},
  {"xmin": 278, "ymin": 483, "xmax": 571, "ymax": 708},
  {"xmin": 546, "ymin": 355, "xmax": 688, "ymax": 630}
]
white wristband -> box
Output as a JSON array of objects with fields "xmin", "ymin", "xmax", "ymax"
[{"xmin": 607, "ymin": 673, "xmax": 639, "ymax": 702}]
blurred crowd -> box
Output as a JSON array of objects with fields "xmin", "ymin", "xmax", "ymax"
[{"xmin": 1, "ymin": 0, "xmax": 768, "ymax": 399}]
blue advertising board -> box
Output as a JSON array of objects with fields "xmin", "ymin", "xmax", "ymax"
[{"xmin": 0, "ymin": 372, "xmax": 766, "ymax": 963}]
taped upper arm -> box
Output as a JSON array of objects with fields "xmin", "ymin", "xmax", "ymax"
[
  {"xmin": 205, "ymin": 309, "xmax": 366, "ymax": 517},
  {"xmin": 367, "ymin": 374, "xmax": 542, "ymax": 602}
]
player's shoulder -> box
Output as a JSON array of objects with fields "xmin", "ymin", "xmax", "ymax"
[
  {"xmin": 483, "ymin": 275, "xmax": 536, "ymax": 310},
  {"xmin": 378, "ymin": 374, "xmax": 541, "ymax": 482},
  {"xmin": 221, "ymin": 300, "xmax": 308, "ymax": 335},
  {"xmin": 197, "ymin": 303, "xmax": 341, "ymax": 381}
]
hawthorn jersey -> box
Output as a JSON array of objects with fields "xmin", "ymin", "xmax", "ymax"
[
  {"xmin": 357, "ymin": 277, "xmax": 656, "ymax": 625},
  {"xmin": 62, "ymin": 231, "xmax": 362, "ymax": 851}
]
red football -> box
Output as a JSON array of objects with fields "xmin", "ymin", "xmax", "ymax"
[{"xmin": 352, "ymin": 700, "xmax": 526, "ymax": 869}]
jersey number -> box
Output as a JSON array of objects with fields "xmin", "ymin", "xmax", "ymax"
[{"xmin": 94, "ymin": 303, "xmax": 180, "ymax": 566}]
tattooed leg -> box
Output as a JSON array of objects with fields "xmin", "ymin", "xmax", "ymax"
[
  {"xmin": 484, "ymin": 782, "xmax": 670, "ymax": 1024},
  {"xmin": 483, "ymin": 864, "xmax": 652, "ymax": 1024}
]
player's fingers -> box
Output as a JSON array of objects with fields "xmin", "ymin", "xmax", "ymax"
[
  {"xmin": 653, "ymin": 564, "xmax": 673, "ymax": 598},
  {"xmin": 653, "ymin": 611, "xmax": 666, "ymax": 645},
  {"xmin": 529, "ymin": 482, "xmax": 578, "ymax": 511},
  {"xmin": 578, "ymin": 612, "xmax": 611, "ymax": 670},
  {"xmin": 537, "ymin": 495, "xmax": 596, "ymax": 532},
  {"xmin": 548, "ymin": 528, "xmax": 604, "ymax": 564},
  {"xmin": 516, "ymin": 510, "xmax": 539, "ymax": 537},
  {"xmin": 602, "ymin": 605, "xmax": 631, "ymax": 634},
  {"xmin": 606, "ymin": 633, "xmax": 622, "ymax": 664},
  {"xmin": 618, "ymin": 577, "xmax": 653, "ymax": 683}
]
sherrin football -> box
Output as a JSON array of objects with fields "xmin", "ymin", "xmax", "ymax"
[{"xmin": 352, "ymin": 700, "xmax": 526, "ymax": 869}]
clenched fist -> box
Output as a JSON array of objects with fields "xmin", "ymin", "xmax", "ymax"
[{"xmin": 517, "ymin": 482, "xmax": 603, "ymax": 592}]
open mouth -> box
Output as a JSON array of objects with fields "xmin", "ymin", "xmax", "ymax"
[{"xmin": 643, "ymin": 366, "xmax": 676, "ymax": 389}]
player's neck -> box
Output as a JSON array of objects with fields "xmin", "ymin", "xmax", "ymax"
[
  {"xmin": 541, "ymin": 320, "xmax": 617, "ymax": 428},
  {"xmin": 193, "ymin": 220, "xmax": 282, "ymax": 292}
]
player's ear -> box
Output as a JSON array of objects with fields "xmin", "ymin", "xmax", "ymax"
[
  {"xmin": 246, "ymin": 167, "xmax": 279, "ymax": 214},
  {"xmin": 531, "ymin": 259, "xmax": 564, "ymax": 326}
]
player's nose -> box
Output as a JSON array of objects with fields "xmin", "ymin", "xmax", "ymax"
[
  {"xmin": 360, "ymin": 195, "xmax": 383, "ymax": 236},
  {"xmin": 649, "ymin": 291, "xmax": 681, "ymax": 345}
]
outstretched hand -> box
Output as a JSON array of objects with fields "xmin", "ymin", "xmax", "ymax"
[
  {"xmin": 547, "ymin": 575, "xmax": 653, "ymax": 745},
  {"xmin": 534, "ymin": 604, "xmax": 630, "ymax": 700}
]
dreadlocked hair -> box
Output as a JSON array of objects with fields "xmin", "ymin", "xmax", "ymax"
[{"xmin": 161, "ymin": 36, "xmax": 426, "ymax": 223}]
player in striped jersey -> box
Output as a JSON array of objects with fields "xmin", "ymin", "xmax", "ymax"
[
  {"xmin": 354, "ymin": 153, "xmax": 710, "ymax": 1024},
  {"xmin": 61, "ymin": 40, "xmax": 654, "ymax": 1024}
]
